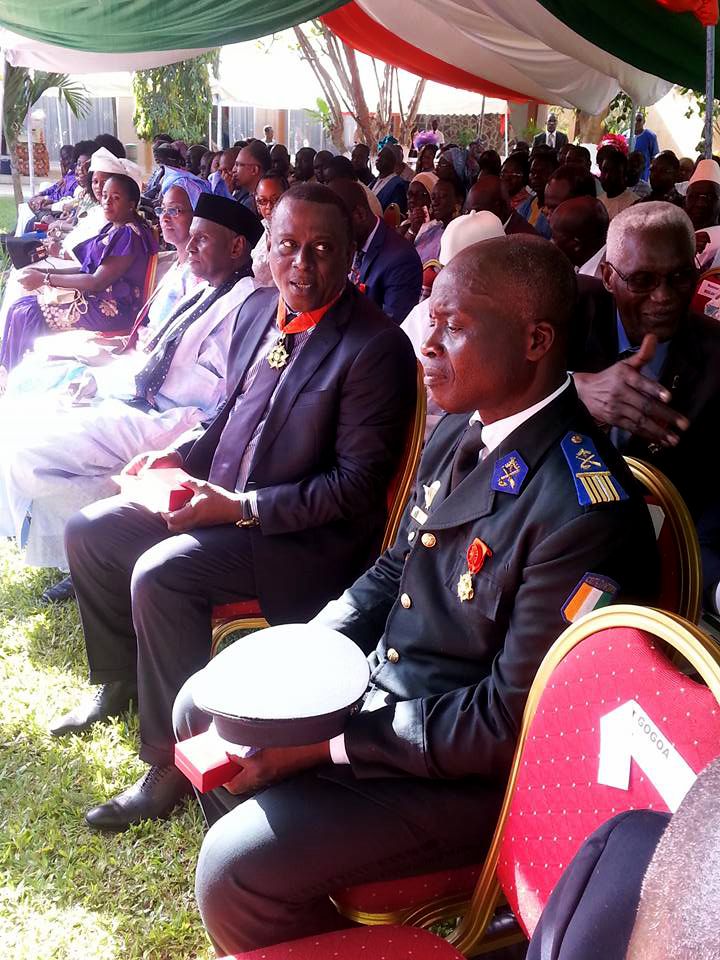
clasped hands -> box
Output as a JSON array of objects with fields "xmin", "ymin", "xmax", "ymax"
[
  {"xmin": 574, "ymin": 334, "xmax": 689, "ymax": 447},
  {"xmin": 222, "ymin": 741, "xmax": 331, "ymax": 795},
  {"xmin": 121, "ymin": 449, "xmax": 246, "ymax": 533}
]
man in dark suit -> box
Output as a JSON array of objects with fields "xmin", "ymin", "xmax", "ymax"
[
  {"xmin": 465, "ymin": 175, "xmax": 538, "ymax": 235},
  {"xmin": 330, "ymin": 179, "xmax": 422, "ymax": 323},
  {"xmin": 51, "ymin": 183, "xmax": 417, "ymax": 830},
  {"xmin": 570, "ymin": 202, "xmax": 720, "ymax": 616},
  {"xmin": 533, "ymin": 113, "xmax": 568, "ymax": 154},
  {"xmin": 173, "ymin": 236, "xmax": 658, "ymax": 955}
]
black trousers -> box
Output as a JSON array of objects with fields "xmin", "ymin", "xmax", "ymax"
[
  {"xmin": 65, "ymin": 495, "xmax": 256, "ymax": 765},
  {"xmin": 172, "ymin": 677, "xmax": 503, "ymax": 955}
]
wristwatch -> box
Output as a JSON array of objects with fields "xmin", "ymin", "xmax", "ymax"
[{"xmin": 235, "ymin": 495, "xmax": 259, "ymax": 528}]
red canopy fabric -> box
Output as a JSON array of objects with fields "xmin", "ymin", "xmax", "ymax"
[
  {"xmin": 321, "ymin": 2, "xmax": 529, "ymax": 102},
  {"xmin": 655, "ymin": 0, "xmax": 718, "ymax": 26}
]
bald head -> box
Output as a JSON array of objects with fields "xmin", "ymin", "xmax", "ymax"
[
  {"xmin": 627, "ymin": 758, "xmax": 720, "ymax": 960},
  {"xmin": 465, "ymin": 175, "xmax": 510, "ymax": 222},
  {"xmin": 550, "ymin": 197, "xmax": 609, "ymax": 267}
]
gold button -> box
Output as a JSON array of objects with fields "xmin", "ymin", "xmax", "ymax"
[
  {"xmin": 387, "ymin": 647, "xmax": 400, "ymax": 664},
  {"xmin": 400, "ymin": 593, "xmax": 412, "ymax": 609},
  {"xmin": 408, "ymin": 531, "xmax": 416, "ymax": 542},
  {"xmin": 421, "ymin": 533, "xmax": 437, "ymax": 548},
  {"xmin": 571, "ymin": 434, "xmax": 583, "ymax": 443}
]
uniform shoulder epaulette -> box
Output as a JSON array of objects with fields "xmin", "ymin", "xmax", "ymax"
[{"xmin": 560, "ymin": 431, "xmax": 628, "ymax": 506}]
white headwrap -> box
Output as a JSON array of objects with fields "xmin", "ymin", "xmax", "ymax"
[
  {"xmin": 439, "ymin": 211, "xmax": 505, "ymax": 265},
  {"xmin": 89, "ymin": 147, "xmax": 143, "ymax": 189}
]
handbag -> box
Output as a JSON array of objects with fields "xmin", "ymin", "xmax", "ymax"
[{"xmin": 37, "ymin": 284, "xmax": 88, "ymax": 331}]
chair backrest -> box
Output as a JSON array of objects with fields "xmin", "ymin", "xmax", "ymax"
[
  {"xmin": 450, "ymin": 605, "xmax": 720, "ymax": 953},
  {"xmin": 380, "ymin": 361, "xmax": 426, "ymax": 553},
  {"xmin": 625, "ymin": 457, "xmax": 702, "ymax": 622},
  {"xmin": 383, "ymin": 203, "xmax": 403, "ymax": 230},
  {"xmin": 142, "ymin": 252, "xmax": 159, "ymax": 301}
]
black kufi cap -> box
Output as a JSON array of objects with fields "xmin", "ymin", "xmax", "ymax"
[{"xmin": 194, "ymin": 193, "xmax": 264, "ymax": 247}]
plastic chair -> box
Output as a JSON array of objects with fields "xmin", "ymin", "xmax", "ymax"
[
  {"xmin": 210, "ymin": 363, "xmax": 426, "ymax": 655},
  {"xmin": 223, "ymin": 926, "xmax": 464, "ymax": 960},
  {"xmin": 332, "ymin": 606, "xmax": 720, "ymax": 952},
  {"xmin": 625, "ymin": 457, "xmax": 702, "ymax": 622}
]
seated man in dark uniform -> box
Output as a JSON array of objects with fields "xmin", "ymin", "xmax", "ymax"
[
  {"xmin": 571, "ymin": 202, "xmax": 720, "ymax": 618},
  {"xmin": 51, "ymin": 183, "xmax": 417, "ymax": 831},
  {"xmin": 173, "ymin": 235, "xmax": 659, "ymax": 955}
]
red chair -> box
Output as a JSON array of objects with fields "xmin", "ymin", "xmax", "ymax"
[
  {"xmin": 210, "ymin": 363, "xmax": 427, "ymax": 655},
  {"xmin": 625, "ymin": 457, "xmax": 702, "ymax": 622},
  {"xmin": 223, "ymin": 926, "xmax": 464, "ymax": 960},
  {"xmin": 332, "ymin": 606, "xmax": 720, "ymax": 952}
]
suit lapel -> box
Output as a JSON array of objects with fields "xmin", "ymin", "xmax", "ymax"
[
  {"xmin": 359, "ymin": 219, "xmax": 386, "ymax": 282},
  {"xmin": 247, "ymin": 289, "xmax": 350, "ymax": 473},
  {"xmin": 225, "ymin": 293, "xmax": 278, "ymax": 404}
]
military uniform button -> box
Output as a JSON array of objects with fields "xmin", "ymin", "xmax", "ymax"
[
  {"xmin": 421, "ymin": 533, "xmax": 437, "ymax": 548},
  {"xmin": 387, "ymin": 647, "xmax": 400, "ymax": 664},
  {"xmin": 400, "ymin": 593, "xmax": 412, "ymax": 609}
]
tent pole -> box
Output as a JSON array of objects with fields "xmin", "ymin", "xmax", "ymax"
[
  {"xmin": 478, "ymin": 95, "xmax": 486, "ymax": 138},
  {"xmin": 27, "ymin": 116, "xmax": 35, "ymax": 196},
  {"xmin": 628, "ymin": 101, "xmax": 636, "ymax": 151},
  {"xmin": 216, "ymin": 99, "xmax": 221, "ymax": 151},
  {"xmin": 705, "ymin": 24, "xmax": 715, "ymax": 158},
  {"xmin": 504, "ymin": 105, "xmax": 509, "ymax": 158}
]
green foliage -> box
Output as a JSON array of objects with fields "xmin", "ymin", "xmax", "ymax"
[
  {"xmin": 132, "ymin": 53, "xmax": 215, "ymax": 143},
  {"xmin": 604, "ymin": 92, "xmax": 635, "ymax": 135},
  {"xmin": 679, "ymin": 86, "xmax": 719, "ymax": 153},
  {"xmin": 2, "ymin": 63, "xmax": 89, "ymax": 146},
  {"xmin": 522, "ymin": 120, "xmax": 542, "ymax": 142},
  {"xmin": 454, "ymin": 126, "xmax": 477, "ymax": 148},
  {"xmin": 305, "ymin": 97, "xmax": 333, "ymax": 137},
  {"xmin": 0, "ymin": 541, "xmax": 212, "ymax": 959}
]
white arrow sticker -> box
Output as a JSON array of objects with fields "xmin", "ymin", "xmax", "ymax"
[{"xmin": 598, "ymin": 699, "xmax": 697, "ymax": 812}]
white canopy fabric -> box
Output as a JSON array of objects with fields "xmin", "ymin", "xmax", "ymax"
[{"xmin": 355, "ymin": 0, "xmax": 672, "ymax": 111}]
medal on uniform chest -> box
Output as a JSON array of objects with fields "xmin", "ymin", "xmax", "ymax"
[
  {"xmin": 266, "ymin": 333, "xmax": 290, "ymax": 370},
  {"xmin": 457, "ymin": 537, "xmax": 493, "ymax": 602}
]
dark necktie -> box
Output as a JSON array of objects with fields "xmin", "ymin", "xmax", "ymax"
[
  {"xmin": 450, "ymin": 421, "xmax": 485, "ymax": 491},
  {"xmin": 134, "ymin": 275, "xmax": 241, "ymax": 402},
  {"xmin": 208, "ymin": 325, "xmax": 296, "ymax": 490}
]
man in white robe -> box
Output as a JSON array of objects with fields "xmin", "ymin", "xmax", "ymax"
[{"xmin": 0, "ymin": 194, "xmax": 263, "ymax": 585}]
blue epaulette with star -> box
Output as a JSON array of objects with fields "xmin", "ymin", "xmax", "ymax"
[{"xmin": 560, "ymin": 432, "xmax": 628, "ymax": 506}]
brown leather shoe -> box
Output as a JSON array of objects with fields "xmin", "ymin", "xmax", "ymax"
[{"xmin": 84, "ymin": 764, "xmax": 191, "ymax": 831}]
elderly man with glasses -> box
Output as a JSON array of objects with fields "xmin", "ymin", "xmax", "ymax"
[{"xmin": 571, "ymin": 201, "xmax": 720, "ymax": 620}]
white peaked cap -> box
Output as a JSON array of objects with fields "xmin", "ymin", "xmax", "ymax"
[{"xmin": 439, "ymin": 210, "xmax": 506, "ymax": 265}]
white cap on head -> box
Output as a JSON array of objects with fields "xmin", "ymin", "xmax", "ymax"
[
  {"xmin": 89, "ymin": 147, "xmax": 143, "ymax": 189},
  {"xmin": 439, "ymin": 210, "xmax": 505, "ymax": 265},
  {"xmin": 689, "ymin": 158, "xmax": 720, "ymax": 187}
]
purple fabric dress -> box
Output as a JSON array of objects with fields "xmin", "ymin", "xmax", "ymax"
[{"xmin": 0, "ymin": 219, "xmax": 156, "ymax": 371}]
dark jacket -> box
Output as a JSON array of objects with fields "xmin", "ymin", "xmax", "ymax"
[
  {"xmin": 316, "ymin": 383, "xmax": 659, "ymax": 782},
  {"xmin": 372, "ymin": 174, "xmax": 409, "ymax": 213},
  {"xmin": 180, "ymin": 283, "xmax": 417, "ymax": 623},
  {"xmin": 505, "ymin": 210, "xmax": 539, "ymax": 236},
  {"xmin": 358, "ymin": 218, "xmax": 423, "ymax": 323},
  {"xmin": 533, "ymin": 130, "xmax": 569, "ymax": 152},
  {"xmin": 571, "ymin": 280, "xmax": 720, "ymax": 520},
  {"xmin": 527, "ymin": 811, "xmax": 669, "ymax": 960}
]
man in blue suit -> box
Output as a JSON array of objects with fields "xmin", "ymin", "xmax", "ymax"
[{"xmin": 331, "ymin": 179, "xmax": 422, "ymax": 323}]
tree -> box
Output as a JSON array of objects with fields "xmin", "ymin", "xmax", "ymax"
[
  {"xmin": 132, "ymin": 53, "xmax": 216, "ymax": 143},
  {"xmin": 293, "ymin": 21, "xmax": 425, "ymax": 153},
  {"xmin": 2, "ymin": 61, "xmax": 89, "ymax": 205},
  {"xmin": 678, "ymin": 86, "xmax": 719, "ymax": 154}
]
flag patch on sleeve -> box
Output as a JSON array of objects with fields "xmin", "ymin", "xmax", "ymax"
[{"xmin": 561, "ymin": 573, "xmax": 619, "ymax": 624}]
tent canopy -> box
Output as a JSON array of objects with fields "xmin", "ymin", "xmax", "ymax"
[{"xmin": 0, "ymin": 0, "xmax": 713, "ymax": 111}]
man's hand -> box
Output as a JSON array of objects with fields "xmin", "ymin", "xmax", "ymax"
[
  {"xmin": 574, "ymin": 334, "xmax": 689, "ymax": 447},
  {"xmin": 162, "ymin": 479, "xmax": 245, "ymax": 533},
  {"xmin": 122, "ymin": 448, "xmax": 183, "ymax": 477},
  {"xmin": 223, "ymin": 742, "xmax": 331, "ymax": 796}
]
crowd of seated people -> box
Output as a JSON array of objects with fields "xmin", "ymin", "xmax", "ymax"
[{"xmin": 3, "ymin": 118, "xmax": 720, "ymax": 960}]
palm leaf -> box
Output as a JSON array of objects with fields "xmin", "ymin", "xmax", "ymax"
[{"xmin": 2, "ymin": 63, "xmax": 90, "ymax": 144}]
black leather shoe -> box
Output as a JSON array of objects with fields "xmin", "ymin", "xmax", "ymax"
[
  {"xmin": 85, "ymin": 765, "xmax": 191, "ymax": 831},
  {"xmin": 49, "ymin": 680, "xmax": 137, "ymax": 737},
  {"xmin": 41, "ymin": 575, "xmax": 76, "ymax": 604}
]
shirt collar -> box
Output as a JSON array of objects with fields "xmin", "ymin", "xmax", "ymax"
[
  {"xmin": 469, "ymin": 376, "xmax": 572, "ymax": 456},
  {"xmin": 362, "ymin": 216, "xmax": 381, "ymax": 254},
  {"xmin": 615, "ymin": 311, "xmax": 669, "ymax": 380}
]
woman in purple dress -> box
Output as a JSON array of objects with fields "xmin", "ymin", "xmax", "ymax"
[{"xmin": 0, "ymin": 174, "xmax": 156, "ymax": 381}]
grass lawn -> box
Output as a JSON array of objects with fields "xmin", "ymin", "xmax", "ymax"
[
  {"xmin": 0, "ymin": 540, "xmax": 213, "ymax": 960},
  {"xmin": 0, "ymin": 196, "xmax": 18, "ymax": 233}
]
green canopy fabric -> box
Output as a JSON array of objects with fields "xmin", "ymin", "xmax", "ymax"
[
  {"xmin": 537, "ymin": 0, "xmax": 716, "ymax": 95},
  {"xmin": 0, "ymin": 0, "xmax": 344, "ymax": 53}
]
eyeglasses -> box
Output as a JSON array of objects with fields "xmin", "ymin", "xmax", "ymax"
[
  {"xmin": 159, "ymin": 205, "xmax": 191, "ymax": 219},
  {"xmin": 255, "ymin": 196, "xmax": 280, "ymax": 208},
  {"xmin": 606, "ymin": 262, "xmax": 697, "ymax": 294}
]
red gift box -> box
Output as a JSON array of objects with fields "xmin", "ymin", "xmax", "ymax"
[
  {"xmin": 174, "ymin": 727, "xmax": 241, "ymax": 793},
  {"xmin": 112, "ymin": 467, "xmax": 194, "ymax": 513}
]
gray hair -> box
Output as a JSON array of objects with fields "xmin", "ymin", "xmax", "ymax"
[{"xmin": 605, "ymin": 201, "xmax": 695, "ymax": 263}]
